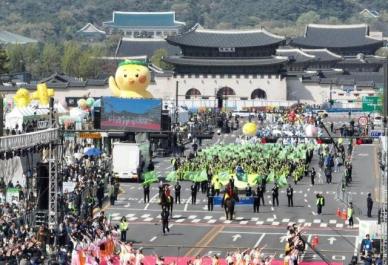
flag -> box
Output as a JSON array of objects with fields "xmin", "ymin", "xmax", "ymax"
[
  {"xmin": 142, "ymin": 171, "xmax": 158, "ymax": 186},
  {"xmin": 267, "ymin": 171, "xmax": 275, "ymax": 183},
  {"xmin": 166, "ymin": 171, "xmax": 177, "ymax": 182},
  {"xmin": 277, "ymin": 174, "xmax": 288, "ymax": 188}
]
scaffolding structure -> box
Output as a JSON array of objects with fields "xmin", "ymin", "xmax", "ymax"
[{"xmin": 380, "ymin": 135, "xmax": 388, "ymax": 262}]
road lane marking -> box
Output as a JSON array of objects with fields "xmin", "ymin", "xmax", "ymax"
[
  {"xmin": 141, "ymin": 214, "xmax": 150, "ymax": 218},
  {"xmin": 144, "ymin": 193, "xmax": 159, "ymax": 210},
  {"xmin": 313, "ymin": 219, "xmax": 321, "ymax": 224},
  {"xmin": 272, "ymin": 221, "xmax": 280, "ymax": 226},
  {"xmin": 185, "ymin": 225, "xmax": 224, "ymax": 257},
  {"xmin": 184, "ymin": 196, "xmax": 192, "ymax": 211},
  {"xmin": 300, "ymin": 234, "xmax": 312, "ymax": 261},
  {"xmin": 297, "ymin": 219, "xmax": 305, "ymax": 223},
  {"xmin": 329, "ymin": 220, "xmax": 337, "ymax": 224},
  {"xmin": 240, "ymin": 221, "xmax": 248, "ymax": 225},
  {"xmin": 207, "ymin": 219, "xmax": 216, "ymax": 223},
  {"xmin": 150, "ymin": 236, "xmax": 157, "ymax": 242},
  {"xmin": 254, "ymin": 233, "xmax": 266, "ymax": 248},
  {"xmin": 281, "ymin": 218, "xmax": 289, "ymax": 222},
  {"xmin": 175, "ymin": 219, "xmax": 185, "ymax": 223},
  {"xmin": 220, "ymin": 231, "xmax": 357, "ymax": 237},
  {"xmin": 188, "ymin": 215, "xmax": 197, "ymax": 219},
  {"xmin": 204, "ymin": 216, "xmax": 213, "ymax": 220},
  {"xmin": 192, "ymin": 219, "xmax": 201, "ymax": 223},
  {"xmin": 320, "ymin": 223, "xmax": 328, "ymax": 228}
]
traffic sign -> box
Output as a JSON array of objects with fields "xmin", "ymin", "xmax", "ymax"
[
  {"xmin": 362, "ymin": 96, "xmax": 382, "ymax": 112},
  {"xmin": 358, "ymin": 116, "xmax": 368, "ymax": 126}
]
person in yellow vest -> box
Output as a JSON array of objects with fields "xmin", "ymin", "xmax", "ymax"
[
  {"xmin": 120, "ymin": 217, "xmax": 129, "ymax": 242},
  {"xmin": 348, "ymin": 202, "xmax": 354, "ymax": 227},
  {"xmin": 214, "ymin": 178, "xmax": 221, "ymax": 196}
]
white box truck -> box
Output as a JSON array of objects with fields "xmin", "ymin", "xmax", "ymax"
[{"xmin": 112, "ymin": 142, "xmax": 142, "ymax": 181}]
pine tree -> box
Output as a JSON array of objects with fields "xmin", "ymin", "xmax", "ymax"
[{"xmin": 0, "ymin": 45, "xmax": 9, "ymax": 74}]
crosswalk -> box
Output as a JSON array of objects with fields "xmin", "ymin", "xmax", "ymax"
[{"xmin": 108, "ymin": 212, "xmax": 358, "ymax": 229}]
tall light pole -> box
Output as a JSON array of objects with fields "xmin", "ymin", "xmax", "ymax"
[{"xmin": 383, "ymin": 61, "xmax": 388, "ymax": 264}]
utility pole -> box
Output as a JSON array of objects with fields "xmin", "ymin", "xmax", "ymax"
[
  {"xmin": 0, "ymin": 95, "xmax": 3, "ymax": 137},
  {"xmin": 384, "ymin": 61, "xmax": 388, "ymax": 265},
  {"xmin": 175, "ymin": 81, "xmax": 179, "ymax": 125}
]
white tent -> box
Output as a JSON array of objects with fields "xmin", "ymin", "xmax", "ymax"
[{"xmin": 5, "ymin": 107, "xmax": 49, "ymax": 130}]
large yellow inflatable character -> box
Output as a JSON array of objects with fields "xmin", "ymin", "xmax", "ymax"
[
  {"xmin": 109, "ymin": 60, "xmax": 153, "ymax": 98},
  {"xmin": 14, "ymin": 88, "xmax": 31, "ymax": 108},
  {"xmin": 32, "ymin": 83, "xmax": 55, "ymax": 106}
]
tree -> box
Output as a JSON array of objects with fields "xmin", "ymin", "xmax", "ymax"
[
  {"xmin": 150, "ymin": 49, "xmax": 174, "ymax": 70},
  {"xmin": 61, "ymin": 41, "xmax": 81, "ymax": 76},
  {"xmin": 296, "ymin": 11, "xmax": 320, "ymax": 26},
  {"xmin": 0, "ymin": 45, "xmax": 9, "ymax": 74},
  {"xmin": 375, "ymin": 47, "xmax": 388, "ymax": 58},
  {"xmin": 41, "ymin": 42, "xmax": 61, "ymax": 76},
  {"xmin": 6, "ymin": 44, "xmax": 26, "ymax": 73}
]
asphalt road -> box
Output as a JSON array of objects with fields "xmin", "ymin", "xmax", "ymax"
[{"xmin": 102, "ymin": 117, "xmax": 380, "ymax": 264}]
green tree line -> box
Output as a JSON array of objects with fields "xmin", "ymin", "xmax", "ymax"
[
  {"xmin": 0, "ymin": 0, "xmax": 387, "ymax": 41},
  {"xmin": 3, "ymin": 42, "xmax": 107, "ymax": 80}
]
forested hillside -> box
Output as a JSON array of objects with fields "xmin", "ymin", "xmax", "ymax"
[{"xmin": 0, "ymin": 0, "xmax": 387, "ymax": 40}]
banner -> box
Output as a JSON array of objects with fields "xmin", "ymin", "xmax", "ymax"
[
  {"xmin": 63, "ymin": 181, "xmax": 76, "ymax": 193},
  {"xmin": 101, "ymin": 97, "xmax": 161, "ymax": 132},
  {"xmin": 6, "ymin": 188, "xmax": 19, "ymax": 203}
]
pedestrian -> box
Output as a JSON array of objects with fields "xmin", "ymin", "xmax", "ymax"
[
  {"xmin": 310, "ymin": 168, "xmax": 316, "ymax": 186},
  {"xmin": 253, "ymin": 191, "xmax": 260, "ymax": 213},
  {"xmin": 272, "ymin": 183, "xmax": 279, "ymax": 207},
  {"xmin": 257, "ymin": 184, "xmax": 265, "ymax": 206},
  {"xmin": 191, "ymin": 182, "xmax": 197, "ymax": 205},
  {"xmin": 367, "ymin": 193, "xmax": 373, "ymax": 218},
  {"xmin": 158, "ymin": 180, "xmax": 164, "ymax": 198},
  {"xmin": 97, "ymin": 183, "xmax": 104, "ymax": 208},
  {"xmin": 245, "ymin": 183, "xmax": 252, "ymax": 197},
  {"xmin": 143, "ymin": 183, "xmax": 150, "ymax": 203},
  {"xmin": 207, "ymin": 185, "xmax": 215, "ymax": 211},
  {"xmin": 348, "ymin": 202, "xmax": 354, "ymax": 227},
  {"xmin": 330, "ymin": 122, "xmax": 334, "ymax": 133},
  {"xmin": 316, "ymin": 194, "xmax": 324, "ymax": 214},
  {"xmin": 119, "ymin": 217, "xmax": 128, "ymax": 242},
  {"xmin": 286, "ymin": 184, "xmax": 294, "ymax": 207},
  {"xmin": 174, "ymin": 181, "xmax": 181, "ymax": 204},
  {"xmin": 324, "ymin": 167, "xmax": 332, "ymax": 184},
  {"xmin": 114, "ymin": 178, "xmax": 120, "ymax": 200},
  {"xmin": 161, "ymin": 207, "xmax": 170, "ymax": 235},
  {"xmin": 214, "ymin": 178, "xmax": 221, "ymax": 196},
  {"xmin": 110, "ymin": 183, "xmax": 115, "ymax": 205}
]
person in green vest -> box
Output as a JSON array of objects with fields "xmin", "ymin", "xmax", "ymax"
[
  {"xmin": 119, "ymin": 216, "xmax": 129, "ymax": 242},
  {"xmin": 316, "ymin": 193, "xmax": 324, "ymax": 215},
  {"xmin": 348, "ymin": 202, "xmax": 354, "ymax": 227},
  {"xmin": 214, "ymin": 178, "xmax": 221, "ymax": 196}
]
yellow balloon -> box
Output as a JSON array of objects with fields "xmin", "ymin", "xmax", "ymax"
[
  {"xmin": 78, "ymin": 99, "xmax": 88, "ymax": 110},
  {"xmin": 242, "ymin": 122, "xmax": 257, "ymax": 136},
  {"xmin": 14, "ymin": 88, "xmax": 31, "ymax": 108},
  {"xmin": 31, "ymin": 83, "xmax": 55, "ymax": 106},
  {"xmin": 338, "ymin": 138, "xmax": 344, "ymax": 144}
]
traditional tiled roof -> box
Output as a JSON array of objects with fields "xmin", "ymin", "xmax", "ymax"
[
  {"xmin": 163, "ymin": 56, "xmax": 288, "ymax": 66},
  {"xmin": 77, "ymin": 23, "xmax": 106, "ymax": 35},
  {"xmin": 116, "ymin": 38, "xmax": 181, "ymax": 58},
  {"xmin": 338, "ymin": 55, "xmax": 386, "ymax": 64},
  {"xmin": 167, "ymin": 24, "xmax": 285, "ymax": 48},
  {"xmin": 103, "ymin": 11, "xmax": 185, "ymax": 29},
  {"xmin": 291, "ymin": 24, "xmax": 383, "ymax": 49},
  {"xmin": 276, "ymin": 48, "xmax": 315, "ymax": 63},
  {"xmin": 302, "ymin": 71, "xmax": 384, "ymax": 87},
  {"xmin": 300, "ymin": 49, "xmax": 343, "ymax": 62},
  {"xmin": 0, "ymin": 31, "xmax": 38, "ymax": 44}
]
